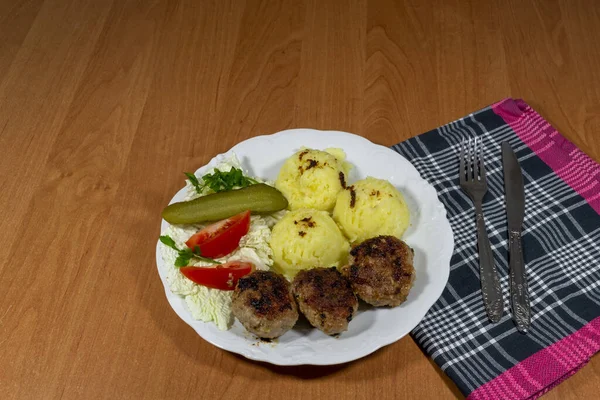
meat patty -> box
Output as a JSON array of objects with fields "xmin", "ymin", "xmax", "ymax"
[
  {"xmin": 231, "ymin": 271, "xmax": 298, "ymax": 339},
  {"xmin": 292, "ymin": 267, "xmax": 358, "ymax": 335},
  {"xmin": 341, "ymin": 235, "xmax": 415, "ymax": 307}
]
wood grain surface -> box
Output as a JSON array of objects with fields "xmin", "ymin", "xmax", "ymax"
[{"xmin": 1, "ymin": 0, "xmax": 599, "ymax": 399}]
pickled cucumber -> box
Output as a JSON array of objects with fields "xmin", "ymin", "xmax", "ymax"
[{"xmin": 162, "ymin": 183, "xmax": 288, "ymax": 224}]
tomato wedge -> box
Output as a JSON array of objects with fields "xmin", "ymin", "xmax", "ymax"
[
  {"xmin": 185, "ymin": 210, "xmax": 251, "ymax": 258},
  {"xmin": 180, "ymin": 261, "xmax": 255, "ymax": 290}
]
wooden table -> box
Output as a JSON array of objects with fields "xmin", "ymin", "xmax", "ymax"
[{"xmin": 1, "ymin": 0, "xmax": 599, "ymax": 398}]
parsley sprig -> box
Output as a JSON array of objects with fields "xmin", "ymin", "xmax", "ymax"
[
  {"xmin": 159, "ymin": 235, "xmax": 219, "ymax": 267},
  {"xmin": 184, "ymin": 167, "xmax": 258, "ymax": 194},
  {"xmin": 184, "ymin": 172, "xmax": 202, "ymax": 193}
]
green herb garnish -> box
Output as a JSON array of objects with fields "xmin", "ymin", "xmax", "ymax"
[
  {"xmin": 184, "ymin": 172, "xmax": 202, "ymax": 194},
  {"xmin": 159, "ymin": 235, "xmax": 219, "ymax": 267},
  {"xmin": 184, "ymin": 167, "xmax": 258, "ymax": 194}
]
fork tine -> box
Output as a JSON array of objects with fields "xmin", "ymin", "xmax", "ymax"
[
  {"xmin": 478, "ymin": 137, "xmax": 486, "ymax": 182},
  {"xmin": 459, "ymin": 140, "xmax": 466, "ymax": 184},
  {"xmin": 473, "ymin": 137, "xmax": 480, "ymax": 180},
  {"xmin": 467, "ymin": 138, "xmax": 473, "ymax": 181}
]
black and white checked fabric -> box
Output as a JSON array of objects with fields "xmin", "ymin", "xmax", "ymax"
[{"xmin": 392, "ymin": 106, "xmax": 600, "ymax": 396}]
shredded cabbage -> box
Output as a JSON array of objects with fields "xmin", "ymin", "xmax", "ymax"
[{"xmin": 160, "ymin": 153, "xmax": 278, "ymax": 330}]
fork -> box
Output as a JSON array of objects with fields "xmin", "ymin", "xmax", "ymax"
[{"xmin": 459, "ymin": 138, "xmax": 504, "ymax": 323}]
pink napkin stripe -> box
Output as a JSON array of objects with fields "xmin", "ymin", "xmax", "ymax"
[
  {"xmin": 492, "ymin": 98, "xmax": 600, "ymax": 215},
  {"xmin": 467, "ymin": 316, "xmax": 600, "ymax": 400}
]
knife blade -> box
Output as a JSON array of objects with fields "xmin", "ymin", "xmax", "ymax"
[{"xmin": 502, "ymin": 142, "xmax": 531, "ymax": 333}]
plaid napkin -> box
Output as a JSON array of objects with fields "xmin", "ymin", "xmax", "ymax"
[{"xmin": 392, "ymin": 98, "xmax": 600, "ymax": 400}]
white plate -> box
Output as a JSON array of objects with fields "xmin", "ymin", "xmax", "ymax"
[{"xmin": 156, "ymin": 129, "xmax": 453, "ymax": 366}]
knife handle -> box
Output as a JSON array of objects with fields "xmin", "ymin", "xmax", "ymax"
[
  {"xmin": 508, "ymin": 230, "xmax": 530, "ymax": 333},
  {"xmin": 474, "ymin": 202, "xmax": 504, "ymax": 323}
]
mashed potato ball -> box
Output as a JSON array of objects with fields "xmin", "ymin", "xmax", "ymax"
[
  {"xmin": 333, "ymin": 177, "xmax": 410, "ymax": 244},
  {"xmin": 270, "ymin": 209, "xmax": 350, "ymax": 278},
  {"xmin": 275, "ymin": 148, "xmax": 350, "ymax": 212}
]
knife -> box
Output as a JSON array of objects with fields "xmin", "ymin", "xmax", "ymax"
[{"xmin": 502, "ymin": 142, "xmax": 531, "ymax": 333}]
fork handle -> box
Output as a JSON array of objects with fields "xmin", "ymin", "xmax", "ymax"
[{"xmin": 474, "ymin": 201, "xmax": 504, "ymax": 322}]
